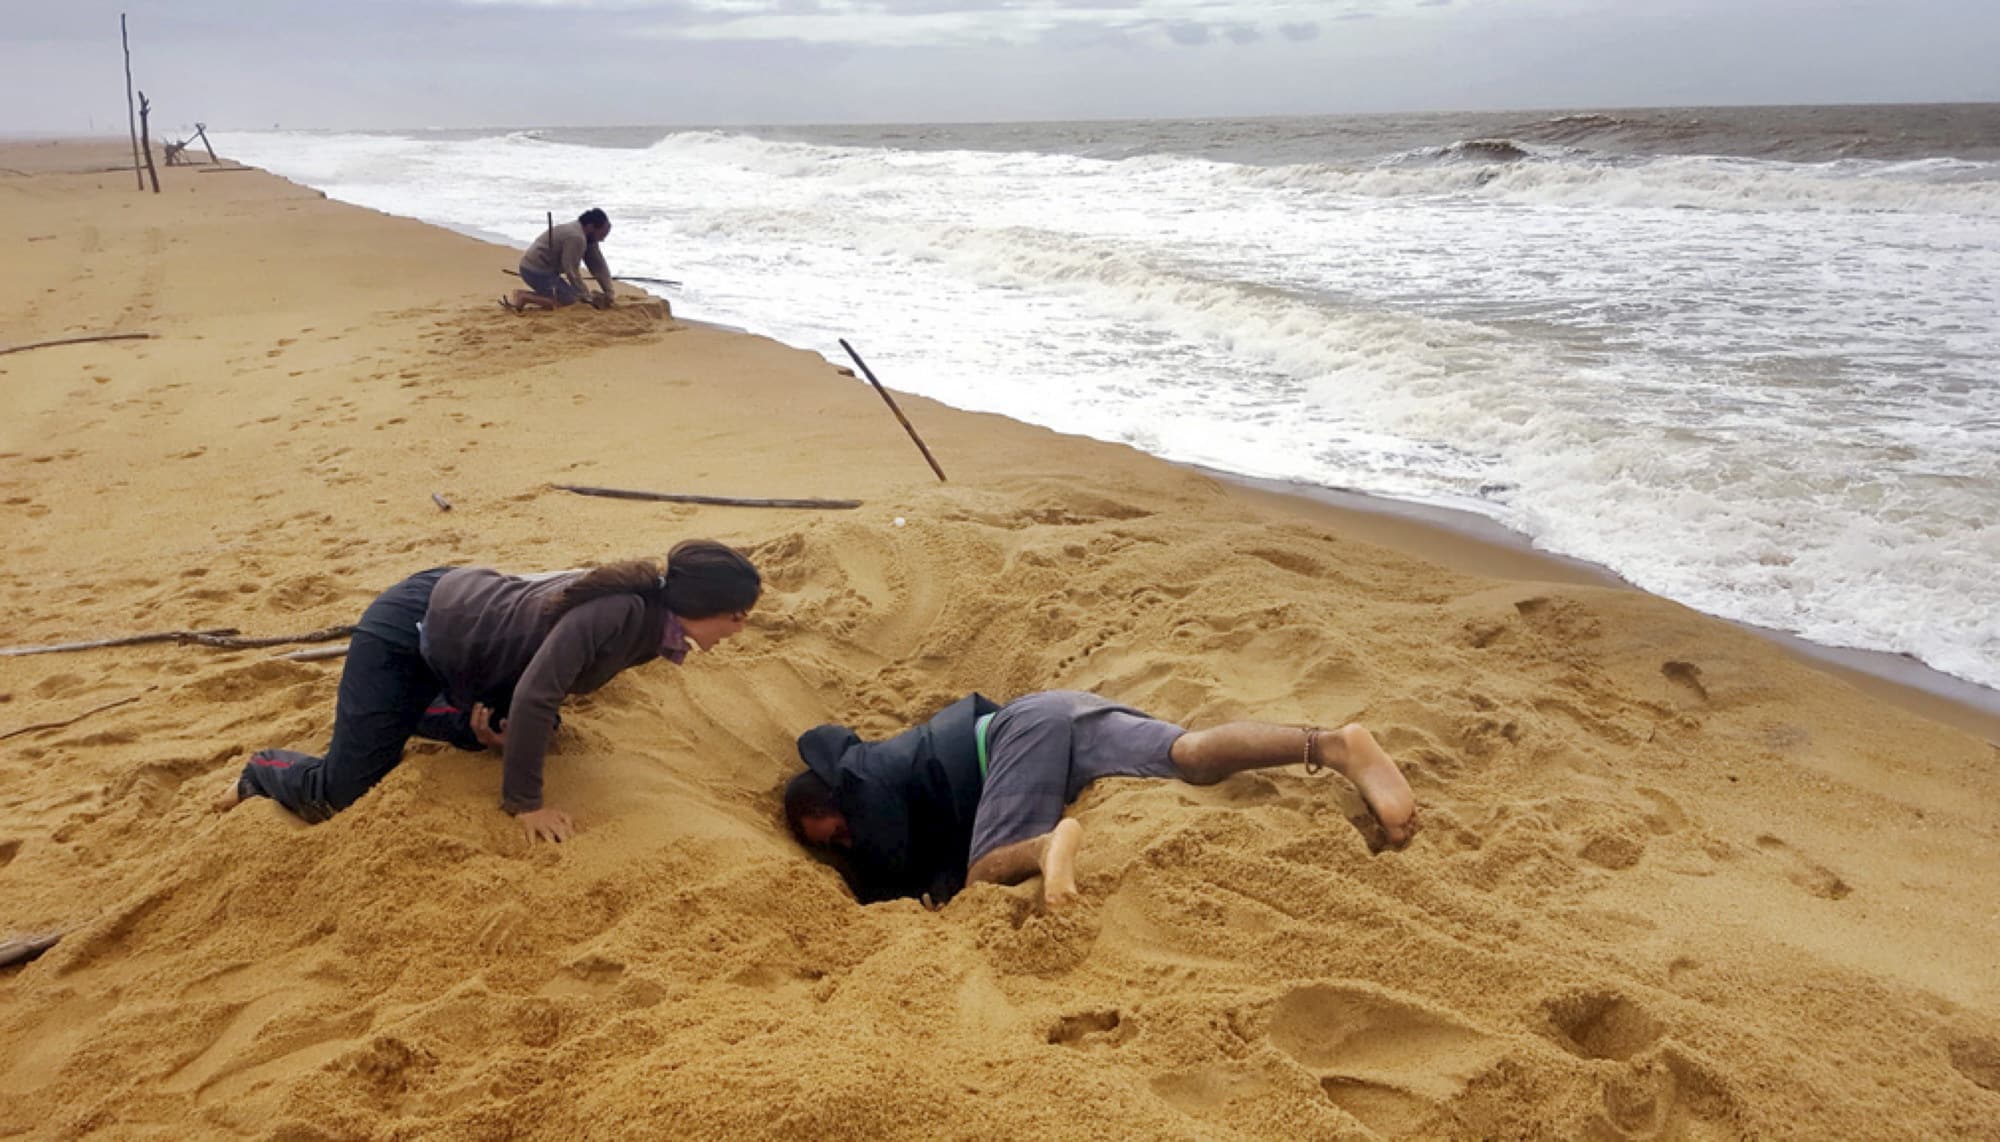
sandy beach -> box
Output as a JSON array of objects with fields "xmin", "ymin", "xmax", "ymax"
[{"xmin": 3, "ymin": 139, "xmax": 1998, "ymax": 1138}]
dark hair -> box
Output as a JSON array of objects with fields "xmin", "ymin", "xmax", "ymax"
[
  {"xmin": 784, "ymin": 770, "xmax": 841, "ymax": 846},
  {"xmin": 579, "ymin": 207, "xmax": 609, "ymax": 229},
  {"xmin": 545, "ymin": 539, "xmax": 759, "ymax": 622}
]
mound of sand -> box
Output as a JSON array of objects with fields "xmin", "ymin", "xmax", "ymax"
[{"xmin": 3, "ymin": 144, "xmax": 1997, "ymax": 1139}]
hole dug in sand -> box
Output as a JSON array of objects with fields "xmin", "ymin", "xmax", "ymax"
[
  {"xmin": 1265, "ymin": 982, "xmax": 1505, "ymax": 1137},
  {"xmin": 1543, "ymin": 989, "xmax": 1663, "ymax": 1061}
]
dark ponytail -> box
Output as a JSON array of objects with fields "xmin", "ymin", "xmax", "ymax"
[{"xmin": 543, "ymin": 540, "xmax": 760, "ymax": 623}]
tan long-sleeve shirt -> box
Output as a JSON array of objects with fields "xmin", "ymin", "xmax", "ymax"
[{"xmin": 520, "ymin": 220, "xmax": 613, "ymax": 298}]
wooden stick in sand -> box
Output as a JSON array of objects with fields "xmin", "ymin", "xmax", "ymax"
[
  {"xmin": 137, "ymin": 91, "xmax": 160, "ymax": 194},
  {"xmin": 551, "ymin": 484, "xmax": 862, "ymax": 510},
  {"xmin": 0, "ymin": 332, "xmax": 154, "ymax": 357},
  {"xmin": 0, "ymin": 695, "xmax": 142, "ymax": 741},
  {"xmin": 121, "ymin": 13, "xmax": 142, "ymax": 192},
  {"xmin": 194, "ymin": 122, "xmax": 217, "ymax": 164},
  {"xmin": 838, "ymin": 339, "xmax": 947, "ymax": 483},
  {"xmin": 0, "ymin": 624, "xmax": 356, "ymax": 658},
  {"xmin": 0, "ymin": 932, "xmax": 62, "ymax": 969}
]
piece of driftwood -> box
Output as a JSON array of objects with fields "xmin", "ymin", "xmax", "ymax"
[
  {"xmin": 551, "ymin": 484, "xmax": 861, "ymax": 510},
  {"xmin": 0, "ymin": 624, "xmax": 354, "ymax": 658},
  {"xmin": 185, "ymin": 625, "xmax": 357, "ymax": 649},
  {"xmin": 0, "ymin": 932, "xmax": 61, "ymax": 969},
  {"xmin": 838, "ymin": 339, "xmax": 948, "ymax": 483},
  {"xmin": 197, "ymin": 166, "xmax": 255, "ymax": 174},
  {"xmin": 278, "ymin": 644, "xmax": 351, "ymax": 663},
  {"xmin": 122, "ymin": 14, "xmax": 142, "ymax": 191},
  {"xmin": 0, "ymin": 695, "xmax": 142, "ymax": 742},
  {"xmin": 0, "ymin": 331, "xmax": 154, "ymax": 358},
  {"xmin": 431, "ymin": 492, "xmax": 452, "ymax": 511},
  {"xmin": 0, "ymin": 627, "xmax": 236, "ymax": 656},
  {"xmin": 195, "ymin": 122, "xmax": 217, "ymax": 163}
]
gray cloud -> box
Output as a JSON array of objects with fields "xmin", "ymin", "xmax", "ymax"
[{"xmin": 1, "ymin": 0, "xmax": 1994, "ymax": 134}]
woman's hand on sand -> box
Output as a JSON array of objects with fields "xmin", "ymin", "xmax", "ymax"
[
  {"xmin": 470, "ymin": 703, "xmax": 507, "ymax": 751},
  {"xmin": 517, "ymin": 806, "xmax": 575, "ymax": 844}
]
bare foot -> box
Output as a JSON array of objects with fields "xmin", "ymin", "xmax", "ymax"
[
  {"xmin": 211, "ymin": 773, "xmax": 243, "ymax": 814},
  {"xmin": 1318, "ymin": 724, "xmax": 1418, "ymax": 848},
  {"xmin": 1040, "ymin": 818, "xmax": 1084, "ymax": 909}
]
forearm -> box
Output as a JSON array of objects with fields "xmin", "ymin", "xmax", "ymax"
[{"xmin": 499, "ymin": 702, "xmax": 559, "ymax": 812}]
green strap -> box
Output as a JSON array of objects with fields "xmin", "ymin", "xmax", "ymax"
[{"xmin": 974, "ymin": 713, "xmax": 995, "ymax": 778}]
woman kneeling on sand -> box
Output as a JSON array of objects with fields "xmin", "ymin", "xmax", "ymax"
[{"xmin": 216, "ymin": 541, "xmax": 761, "ymax": 842}]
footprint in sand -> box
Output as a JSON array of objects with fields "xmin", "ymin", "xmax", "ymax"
[
  {"xmin": 1949, "ymin": 1034, "xmax": 2000, "ymax": 1093},
  {"xmin": 1048, "ymin": 1008, "xmax": 1133, "ymax": 1049},
  {"xmin": 1265, "ymin": 982, "xmax": 1504, "ymax": 1136},
  {"xmin": 1661, "ymin": 661, "xmax": 1710, "ymax": 706},
  {"xmin": 1754, "ymin": 834, "xmax": 1852, "ymax": 900}
]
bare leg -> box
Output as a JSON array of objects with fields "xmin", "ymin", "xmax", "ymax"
[
  {"xmin": 966, "ymin": 818, "xmax": 1086, "ymax": 909},
  {"xmin": 1170, "ymin": 721, "xmax": 1418, "ymax": 847}
]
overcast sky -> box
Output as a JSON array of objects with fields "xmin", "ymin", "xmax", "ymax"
[{"xmin": 2, "ymin": 0, "xmax": 1994, "ymax": 134}]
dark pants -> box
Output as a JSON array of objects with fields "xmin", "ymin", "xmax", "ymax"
[{"xmin": 236, "ymin": 569, "xmax": 449, "ymax": 822}]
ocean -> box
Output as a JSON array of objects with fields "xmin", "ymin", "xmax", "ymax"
[{"xmin": 223, "ymin": 104, "xmax": 2000, "ymax": 693}]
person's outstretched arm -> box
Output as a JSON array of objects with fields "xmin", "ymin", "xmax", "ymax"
[{"xmin": 500, "ymin": 594, "xmax": 646, "ymax": 840}]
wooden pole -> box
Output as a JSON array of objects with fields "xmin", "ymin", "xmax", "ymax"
[
  {"xmin": 194, "ymin": 122, "xmax": 217, "ymax": 163},
  {"xmin": 121, "ymin": 14, "xmax": 142, "ymax": 191},
  {"xmin": 551, "ymin": 484, "xmax": 861, "ymax": 510},
  {"xmin": 838, "ymin": 339, "xmax": 947, "ymax": 483},
  {"xmin": 137, "ymin": 91, "xmax": 159, "ymax": 193}
]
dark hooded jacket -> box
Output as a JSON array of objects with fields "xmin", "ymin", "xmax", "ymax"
[{"xmin": 796, "ymin": 693, "xmax": 1001, "ymax": 905}]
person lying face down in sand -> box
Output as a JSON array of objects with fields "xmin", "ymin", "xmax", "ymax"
[
  {"xmin": 784, "ymin": 690, "xmax": 1417, "ymax": 909},
  {"xmin": 215, "ymin": 541, "xmax": 761, "ymax": 843}
]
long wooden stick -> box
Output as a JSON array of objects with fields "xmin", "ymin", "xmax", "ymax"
[
  {"xmin": 138, "ymin": 91, "xmax": 159, "ymax": 194},
  {"xmin": 503, "ymin": 268, "xmax": 681, "ymax": 289},
  {"xmin": 838, "ymin": 339, "xmax": 947, "ymax": 483},
  {"xmin": 0, "ymin": 695, "xmax": 142, "ymax": 741},
  {"xmin": 0, "ymin": 628, "xmax": 236, "ymax": 656},
  {"xmin": 122, "ymin": 14, "xmax": 142, "ymax": 191},
  {"xmin": 0, "ymin": 332, "xmax": 154, "ymax": 358},
  {"xmin": 0, "ymin": 624, "xmax": 354, "ymax": 658},
  {"xmin": 195, "ymin": 122, "xmax": 216, "ymax": 163},
  {"xmin": 551, "ymin": 484, "xmax": 861, "ymax": 510}
]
